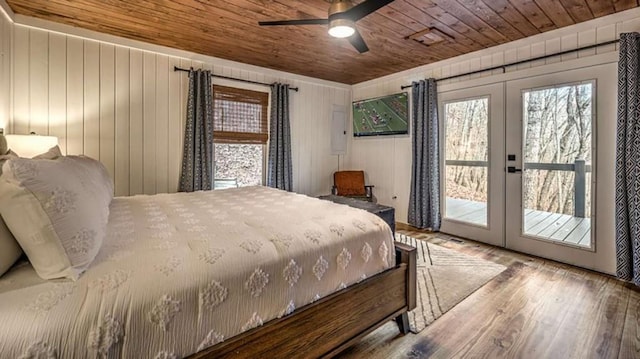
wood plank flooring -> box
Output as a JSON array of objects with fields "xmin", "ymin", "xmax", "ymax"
[
  {"xmin": 446, "ymin": 197, "xmax": 591, "ymax": 247},
  {"xmin": 337, "ymin": 228, "xmax": 640, "ymax": 359}
]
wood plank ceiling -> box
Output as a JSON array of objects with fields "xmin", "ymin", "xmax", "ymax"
[{"xmin": 6, "ymin": 0, "xmax": 639, "ymax": 84}]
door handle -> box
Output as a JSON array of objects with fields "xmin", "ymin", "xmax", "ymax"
[{"xmin": 507, "ymin": 166, "xmax": 522, "ymax": 173}]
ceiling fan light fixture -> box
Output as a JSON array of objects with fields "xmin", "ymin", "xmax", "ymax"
[{"xmin": 328, "ymin": 18, "xmax": 355, "ymax": 38}]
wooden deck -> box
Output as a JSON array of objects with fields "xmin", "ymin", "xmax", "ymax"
[
  {"xmin": 445, "ymin": 197, "xmax": 591, "ymax": 247},
  {"xmin": 445, "ymin": 197, "xmax": 488, "ymax": 226}
]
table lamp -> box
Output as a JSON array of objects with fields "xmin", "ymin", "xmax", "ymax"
[{"xmin": 5, "ymin": 134, "xmax": 59, "ymax": 158}]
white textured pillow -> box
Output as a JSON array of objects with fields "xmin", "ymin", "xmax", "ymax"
[
  {"xmin": 0, "ymin": 151, "xmax": 22, "ymax": 276},
  {"xmin": 67, "ymin": 155, "xmax": 114, "ymax": 207},
  {"xmin": 0, "ymin": 156, "xmax": 111, "ymax": 280},
  {"xmin": 33, "ymin": 145, "xmax": 63, "ymax": 159},
  {"xmin": 0, "ymin": 215, "xmax": 22, "ymax": 276}
]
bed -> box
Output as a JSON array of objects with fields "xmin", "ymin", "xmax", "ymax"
[{"xmin": 0, "ymin": 165, "xmax": 416, "ymax": 359}]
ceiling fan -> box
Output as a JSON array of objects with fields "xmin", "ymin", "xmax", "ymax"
[{"xmin": 258, "ymin": 0, "xmax": 395, "ymax": 54}]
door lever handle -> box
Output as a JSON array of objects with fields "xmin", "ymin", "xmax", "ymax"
[{"xmin": 507, "ymin": 166, "xmax": 522, "ymax": 173}]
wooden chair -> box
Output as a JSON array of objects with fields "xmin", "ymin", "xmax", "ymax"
[{"xmin": 331, "ymin": 170, "xmax": 374, "ymax": 202}]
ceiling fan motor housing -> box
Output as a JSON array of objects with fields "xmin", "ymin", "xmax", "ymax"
[{"xmin": 329, "ymin": 0, "xmax": 353, "ymax": 19}]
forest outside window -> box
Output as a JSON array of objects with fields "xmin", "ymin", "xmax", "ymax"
[
  {"xmin": 521, "ymin": 81, "xmax": 594, "ymax": 246},
  {"xmin": 444, "ymin": 96, "xmax": 489, "ymax": 227},
  {"xmin": 213, "ymin": 86, "xmax": 269, "ymax": 188}
]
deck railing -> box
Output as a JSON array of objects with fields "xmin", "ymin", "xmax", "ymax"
[
  {"xmin": 524, "ymin": 159, "xmax": 591, "ymax": 218},
  {"xmin": 445, "ymin": 159, "xmax": 591, "ymax": 218}
]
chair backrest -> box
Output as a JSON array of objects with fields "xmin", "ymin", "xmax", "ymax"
[{"xmin": 334, "ymin": 171, "xmax": 366, "ymax": 196}]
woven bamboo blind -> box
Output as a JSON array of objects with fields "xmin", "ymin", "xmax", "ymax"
[{"xmin": 213, "ymin": 85, "xmax": 269, "ymax": 144}]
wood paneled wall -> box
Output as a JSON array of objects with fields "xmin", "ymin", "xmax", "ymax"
[
  {"xmin": 348, "ymin": 10, "xmax": 640, "ymax": 223},
  {"xmin": 0, "ymin": 13, "xmax": 11, "ymax": 131},
  {"xmin": 8, "ymin": 24, "xmax": 350, "ymax": 197}
]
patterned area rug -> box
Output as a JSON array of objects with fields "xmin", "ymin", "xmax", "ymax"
[{"xmin": 395, "ymin": 233, "xmax": 507, "ymax": 333}]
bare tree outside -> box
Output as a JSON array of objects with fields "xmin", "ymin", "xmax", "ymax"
[
  {"xmin": 445, "ymin": 97, "xmax": 489, "ymax": 202},
  {"xmin": 444, "ymin": 97, "xmax": 489, "ymax": 225},
  {"xmin": 214, "ymin": 143, "xmax": 263, "ymax": 187},
  {"xmin": 523, "ymin": 83, "xmax": 593, "ymax": 218},
  {"xmin": 444, "ymin": 83, "xmax": 593, "ymax": 233}
]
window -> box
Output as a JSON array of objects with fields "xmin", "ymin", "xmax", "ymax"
[
  {"xmin": 213, "ymin": 86, "xmax": 269, "ymax": 188},
  {"xmin": 521, "ymin": 82, "xmax": 594, "ymax": 246},
  {"xmin": 444, "ymin": 97, "xmax": 489, "ymax": 227}
]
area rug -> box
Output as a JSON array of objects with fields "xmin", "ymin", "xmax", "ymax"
[{"xmin": 395, "ymin": 233, "xmax": 507, "ymax": 333}]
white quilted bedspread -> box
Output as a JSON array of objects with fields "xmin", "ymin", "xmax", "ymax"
[{"xmin": 0, "ymin": 186, "xmax": 394, "ymax": 358}]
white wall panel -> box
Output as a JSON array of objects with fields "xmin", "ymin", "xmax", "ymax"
[
  {"xmin": 83, "ymin": 41, "xmax": 100, "ymax": 160},
  {"xmin": 99, "ymin": 43, "xmax": 115, "ymax": 182},
  {"xmin": 167, "ymin": 57, "xmax": 182, "ymax": 193},
  {"xmin": 48, "ymin": 33, "xmax": 66, "ymax": 153},
  {"xmin": 66, "ymin": 37, "xmax": 83, "ymax": 155},
  {"xmin": 28, "ymin": 29, "xmax": 47, "ymax": 135},
  {"xmin": 129, "ymin": 49, "xmax": 143, "ymax": 195},
  {"xmin": 114, "ymin": 46, "xmax": 130, "ymax": 196},
  {"xmin": 0, "ymin": 14, "xmax": 11, "ymax": 132},
  {"xmin": 142, "ymin": 52, "xmax": 157, "ymax": 195},
  {"xmin": 8, "ymin": 23, "xmax": 349, "ymax": 198},
  {"xmin": 12, "ymin": 25, "xmax": 28, "ymax": 135},
  {"xmin": 155, "ymin": 55, "xmax": 169, "ymax": 195}
]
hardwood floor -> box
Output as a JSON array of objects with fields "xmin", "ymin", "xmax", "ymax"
[{"xmin": 337, "ymin": 228, "xmax": 640, "ymax": 359}]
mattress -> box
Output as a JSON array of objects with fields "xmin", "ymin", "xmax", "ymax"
[{"xmin": 0, "ymin": 186, "xmax": 395, "ymax": 358}]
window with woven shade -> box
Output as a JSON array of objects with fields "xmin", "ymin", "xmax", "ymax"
[
  {"xmin": 212, "ymin": 85, "xmax": 269, "ymax": 189},
  {"xmin": 213, "ymin": 85, "xmax": 269, "ymax": 144}
]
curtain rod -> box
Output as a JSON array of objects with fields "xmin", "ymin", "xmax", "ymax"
[
  {"xmin": 173, "ymin": 66, "xmax": 299, "ymax": 92},
  {"xmin": 400, "ymin": 39, "xmax": 620, "ymax": 89}
]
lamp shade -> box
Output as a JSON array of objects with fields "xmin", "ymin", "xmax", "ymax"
[{"xmin": 5, "ymin": 134, "xmax": 58, "ymax": 158}]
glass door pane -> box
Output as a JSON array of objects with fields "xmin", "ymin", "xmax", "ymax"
[
  {"xmin": 444, "ymin": 97, "xmax": 489, "ymax": 227},
  {"xmin": 521, "ymin": 82, "xmax": 594, "ymax": 248}
]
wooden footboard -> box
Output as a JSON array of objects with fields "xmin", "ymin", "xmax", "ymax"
[{"xmin": 189, "ymin": 243, "xmax": 417, "ymax": 359}]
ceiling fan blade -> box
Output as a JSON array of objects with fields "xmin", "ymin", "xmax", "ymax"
[
  {"xmin": 258, "ymin": 19, "xmax": 329, "ymax": 26},
  {"xmin": 343, "ymin": 0, "xmax": 395, "ymax": 21},
  {"xmin": 348, "ymin": 28, "xmax": 369, "ymax": 53}
]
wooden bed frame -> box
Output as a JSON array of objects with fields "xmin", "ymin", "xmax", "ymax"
[{"xmin": 189, "ymin": 242, "xmax": 416, "ymax": 358}]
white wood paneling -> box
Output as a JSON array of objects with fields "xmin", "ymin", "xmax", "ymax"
[
  {"xmin": 114, "ymin": 46, "xmax": 129, "ymax": 196},
  {"xmin": 142, "ymin": 52, "xmax": 156, "ymax": 195},
  {"xmin": 83, "ymin": 41, "xmax": 99, "ymax": 159},
  {"xmin": 66, "ymin": 37, "xmax": 83, "ymax": 155},
  {"xmin": 129, "ymin": 49, "xmax": 144, "ymax": 196},
  {"xmin": 12, "ymin": 25, "xmax": 27, "ymax": 134},
  {"xmin": 155, "ymin": 55, "xmax": 169, "ymax": 195},
  {"xmin": 8, "ymin": 23, "xmax": 349, "ymax": 198},
  {"xmin": 0, "ymin": 11, "xmax": 12, "ymax": 132},
  {"xmin": 350, "ymin": 13, "xmax": 640, "ymax": 223},
  {"xmin": 28, "ymin": 29, "xmax": 47, "ymax": 135},
  {"xmin": 99, "ymin": 43, "xmax": 115, "ymax": 182},
  {"xmin": 167, "ymin": 56, "xmax": 183, "ymax": 193},
  {"xmin": 48, "ymin": 33, "xmax": 66, "ymax": 153}
]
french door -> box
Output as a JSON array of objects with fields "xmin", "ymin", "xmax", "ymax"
[
  {"xmin": 504, "ymin": 64, "xmax": 617, "ymax": 274},
  {"xmin": 438, "ymin": 64, "xmax": 616, "ymax": 274},
  {"xmin": 439, "ymin": 83, "xmax": 505, "ymax": 247}
]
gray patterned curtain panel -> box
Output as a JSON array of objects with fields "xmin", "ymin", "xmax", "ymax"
[
  {"xmin": 179, "ymin": 69, "xmax": 214, "ymax": 192},
  {"xmin": 408, "ymin": 79, "xmax": 441, "ymax": 231},
  {"xmin": 267, "ymin": 83, "xmax": 293, "ymax": 191},
  {"xmin": 616, "ymin": 32, "xmax": 640, "ymax": 286}
]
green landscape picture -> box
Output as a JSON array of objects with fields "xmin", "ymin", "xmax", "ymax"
[{"xmin": 352, "ymin": 92, "xmax": 409, "ymax": 136}]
